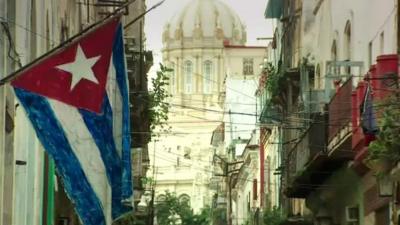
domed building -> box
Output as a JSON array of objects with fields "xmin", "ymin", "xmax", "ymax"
[
  {"xmin": 150, "ymin": 0, "xmax": 265, "ymax": 213},
  {"xmin": 162, "ymin": 0, "xmax": 247, "ymax": 101}
]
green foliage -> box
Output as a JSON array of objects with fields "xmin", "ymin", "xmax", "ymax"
[
  {"xmin": 367, "ymin": 97, "xmax": 400, "ymax": 164},
  {"xmin": 155, "ymin": 191, "xmax": 211, "ymax": 225},
  {"xmin": 112, "ymin": 213, "xmax": 139, "ymax": 225},
  {"xmin": 141, "ymin": 177, "xmax": 155, "ymax": 186},
  {"xmin": 264, "ymin": 62, "xmax": 279, "ymax": 96},
  {"xmin": 191, "ymin": 206, "xmax": 211, "ymax": 225},
  {"xmin": 148, "ymin": 64, "xmax": 173, "ymax": 138},
  {"xmin": 263, "ymin": 207, "xmax": 285, "ymax": 225},
  {"xmin": 211, "ymin": 208, "xmax": 227, "ymax": 225}
]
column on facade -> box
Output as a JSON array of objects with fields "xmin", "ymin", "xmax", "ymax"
[
  {"xmin": 177, "ymin": 56, "xmax": 182, "ymax": 93},
  {"xmin": 172, "ymin": 59, "xmax": 177, "ymax": 94},
  {"xmin": 213, "ymin": 53, "xmax": 220, "ymax": 94},
  {"xmin": 195, "ymin": 55, "xmax": 200, "ymax": 93},
  {"xmin": 199, "ymin": 53, "xmax": 203, "ymax": 95},
  {"xmin": 218, "ymin": 54, "xmax": 223, "ymax": 93}
]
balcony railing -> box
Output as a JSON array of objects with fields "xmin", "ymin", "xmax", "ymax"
[
  {"xmin": 327, "ymin": 78, "xmax": 353, "ymax": 153},
  {"xmin": 287, "ymin": 113, "xmax": 327, "ymax": 187},
  {"xmin": 259, "ymin": 99, "xmax": 282, "ymax": 124}
]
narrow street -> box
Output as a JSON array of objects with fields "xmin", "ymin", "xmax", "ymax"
[{"xmin": 0, "ymin": 0, "xmax": 399, "ymax": 225}]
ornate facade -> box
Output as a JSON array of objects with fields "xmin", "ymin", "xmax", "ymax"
[{"xmin": 151, "ymin": 0, "xmax": 265, "ymax": 214}]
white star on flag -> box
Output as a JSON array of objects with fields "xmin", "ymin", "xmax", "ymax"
[{"xmin": 57, "ymin": 45, "xmax": 101, "ymax": 90}]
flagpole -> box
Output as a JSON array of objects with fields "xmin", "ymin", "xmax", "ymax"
[{"xmin": 0, "ymin": 0, "xmax": 140, "ymax": 86}]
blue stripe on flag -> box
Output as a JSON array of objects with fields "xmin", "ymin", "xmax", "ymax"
[
  {"xmin": 112, "ymin": 24, "xmax": 132, "ymax": 199},
  {"xmin": 79, "ymin": 96, "xmax": 131, "ymax": 219},
  {"xmin": 14, "ymin": 88, "xmax": 105, "ymax": 225}
]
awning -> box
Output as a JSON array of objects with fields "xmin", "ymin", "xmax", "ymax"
[{"xmin": 264, "ymin": 0, "xmax": 283, "ymax": 19}]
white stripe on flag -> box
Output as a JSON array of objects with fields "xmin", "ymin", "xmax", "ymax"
[
  {"xmin": 106, "ymin": 54, "xmax": 123, "ymax": 158},
  {"xmin": 48, "ymin": 99, "xmax": 111, "ymax": 223}
]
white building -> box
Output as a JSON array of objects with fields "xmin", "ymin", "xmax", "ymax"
[
  {"xmin": 150, "ymin": 0, "xmax": 265, "ymax": 213},
  {"xmin": 232, "ymin": 132, "xmax": 259, "ymax": 225},
  {"xmin": 302, "ymin": 0, "xmax": 397, "ymax": 90}
]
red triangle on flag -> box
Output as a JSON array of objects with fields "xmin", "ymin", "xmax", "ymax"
[{"xmin": 11, "ymin": 17, "xmax": 121, "ymax": 113}]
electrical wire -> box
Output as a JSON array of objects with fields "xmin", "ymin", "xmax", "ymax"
[
  {"xmin": 169, "ymin": 59, "xmax": 258, "ymax": 101},
  {"xmin": 150, "ymin": 153, "xmax": 355, "ymax": 189},
  {"xmin": 170, "ymin": 95, "xmax": 257, "ymax": 106},
  {"xmin": 0, "ymin": 16, "xmax": 58, "ymax": 46},
  {"xmin": 0, "ymin": 21, "xmax": 22, "ymax": 67}
]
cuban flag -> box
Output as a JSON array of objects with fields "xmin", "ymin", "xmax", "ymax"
[{"xmin": 10, "ymin": 16, "xmax": 132, "ymax": 225}]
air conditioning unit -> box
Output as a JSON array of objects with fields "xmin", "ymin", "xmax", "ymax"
[{"xmin": 345, "ymin": 206, "xmax": 359, "ymax": 225}]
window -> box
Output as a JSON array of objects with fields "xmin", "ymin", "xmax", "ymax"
[
  {"xmin": 331, "ymin": 40, "xmax": 338, "ymax": 75},
  {"xmin": 344, "ymin": 21, "xmax": 351, "ymax": 60},
  {"xmin": 316, "ymin": 64, "xmax": 321, "ymax": 89},
  {"xmin": 183, "ymin": 61, "xmax": 193, "ymax": 93},
  {"xmin": 179, "ymin": 194, "xmax": 191, "ymax": 206},
  {"xmin": 331, "ymin": 40, "xmax": 337, "ymax": 61},
  {"xmin": 380, "ymin": 32, "xmax": 384, "ymax": 54},
  {"xmin": 170, "ymin": 62, "xmax": 176, "ymax": 94},
  {"xmin": 344, "ymin": 21, "xmax": 351, "ymax": 74},
  {"xmin": 243, "ymin": 58, "xmax": 254, "ymax": 75},
  {"xmin": 368, "ymin": 42, "xmax": 372, "ymax": 67},
  {"xmin": 156, "ymin": 195, "xmax": 166, "ymax": 203},
  {"xmin": 203, "ymin": 60, "xmax": 213, "ymax": 94}
]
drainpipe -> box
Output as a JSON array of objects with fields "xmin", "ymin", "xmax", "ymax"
[{"xmin": 259, "ymin": 129, "xmax": 265, "ymax": 209}]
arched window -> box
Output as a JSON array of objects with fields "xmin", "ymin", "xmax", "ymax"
[
  {"xmin": 344, "ymin": 21, "xmax": 351, "ymax": 74},
  {"xmin": 316, "ymin": 64, "xmax": 321, "ymax": 89},
  {"xmin": 156, "ymin": 194, "xmax": 166, "ymax": 203},
  {"xmin": 203, "ymin": 60, "xmax": 213, "ymax": 94},
  {"xmin": 331, "ymin": 40, "xmax": 337, "ymax": 62},
  {"xmin": 183, "ymin": 61, "xmax": 193, "ymax": 94},
  {"xmin": 178, "ymin": 194, "xmax": 191, "ymax": 206},
  {"xmin": 170, "ymin": 62, "xmax": 176, "ymax": 94},
  {"xmin": 331, "ymin": 40, "xmax": 338, "ymax": 75},
  {"xmin": 344, "ymin": 21, "xmax": 351, "ymax": 61}
]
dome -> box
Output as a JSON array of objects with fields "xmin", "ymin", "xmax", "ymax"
[{"xmin": 163, "ymin": 0, "xmax": 247, "ymax": 47}]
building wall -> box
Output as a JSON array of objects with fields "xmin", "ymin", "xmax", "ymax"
[
  {"xmin": 303, "ymin": 0, "xmax": 397, "ymax": 89},
  {"xmin": 155, "ymin": 37, "xmax": 265, "ymax": 214},
  {"xmin": 0, "ymin": 1, "xmax": 16, "ymax": 225},
  {"xmin": 263, "ymin": 127, "xmax": 281, "ymax": 209},
  {"xmin": 234, "ymin": 150, "xmax": 259, "ymax": 225},
  {"xmin": 0, "ymin": 1, "xmax": 148, "ymax": 224},
  {"xmin": 223, "ymin": 47, "xmax": 265, "ymax": 79},
  {"xmin": 224, "ymin": 79, "xmax": 258, "ymax": 145},
  {"xmin": 150, "ymin": 129, "xmax": 215, "ymax": 213},
  {"xmin": 163, "ymin": 47, "xmax": 226, "ymax": 98},
  {"xmin": 306, "ymin": 167, "xmax": 363, "ymax": 225},
  {"xmin": 299, "ymin": 0, "xmax": 397, "ymax": 224}
]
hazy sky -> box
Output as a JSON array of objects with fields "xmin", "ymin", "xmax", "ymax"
[{"xmin": 144, "ymin": 0, "xmax": 274, "ymax": 75}]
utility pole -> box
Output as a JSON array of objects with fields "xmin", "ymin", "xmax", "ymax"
[
  {"xmin": 229, "ymin": 110, "xmax": 233, "ymax": 142},
  {"xmin": 214, "ymin": 154, "xmax": 243, "ymax": 225},
  {"xmin": 148, "ymin": 140, "xmax": 157, "ymax": 225}
]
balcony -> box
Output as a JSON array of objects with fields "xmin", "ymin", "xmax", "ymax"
[
  {"xmin": 327, "ymin": 78, "xmax": 354, "ymax": 159},
  {"xmin": 351, "ymin": 54, "xmax": 398, "ymax": 172},
  {"xmin": 285, "ymin": 113, "xmax": 329, "ymax": 198},
  {"xmin": 259, "ymin": 99, "xmax": 282, "ymax": 124}
]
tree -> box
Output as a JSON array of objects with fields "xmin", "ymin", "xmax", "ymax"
[
  {"xmin": 155, "ymin": 191, "xmax": 211, "ymax": 225},
  {"xmin": 148, "ymin": 64, "xmax": 172, "ymax": 138},
  {"xmin": 263, "ymin": 207, "xmax": 285, "ymax": 225}
]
